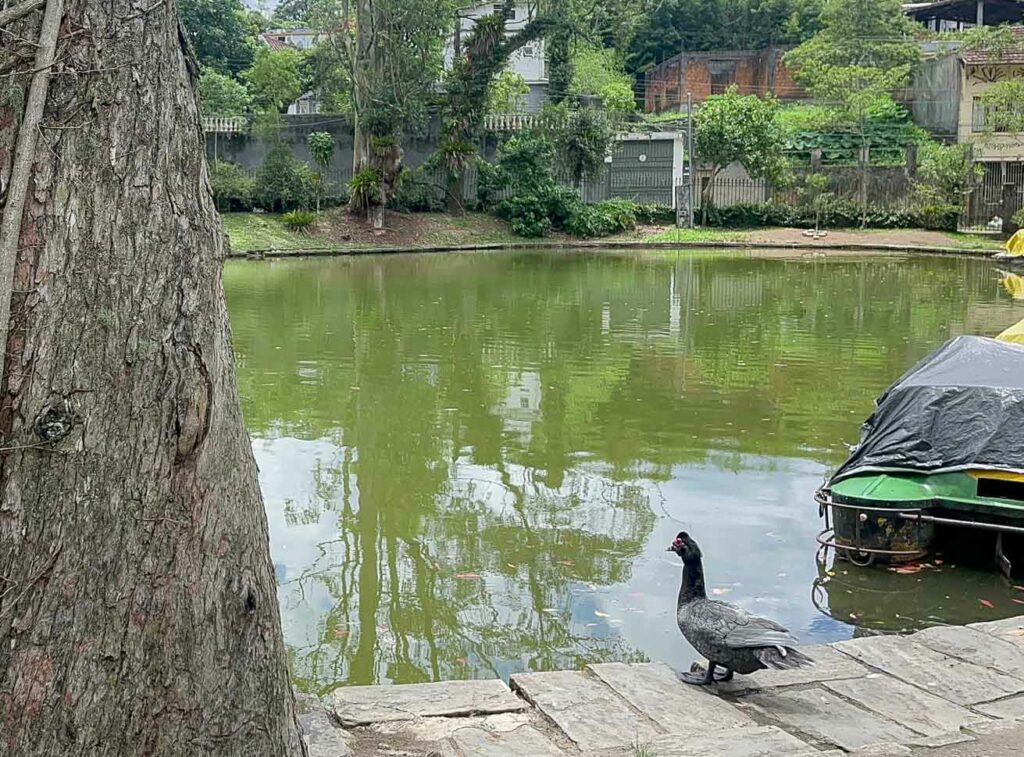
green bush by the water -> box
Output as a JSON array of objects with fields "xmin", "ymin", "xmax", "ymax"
[
  {"xmin": 210, "ymin": 161, "xmax": 256, "ymax": 212},
  {"xmin": 704, "ymin": 199, "xmax": 959, "ymax": 232},
  {"xmin": 256, "ymin": 145, "xmax": 316, "ymax": 213}
]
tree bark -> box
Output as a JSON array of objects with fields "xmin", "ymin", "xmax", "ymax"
[{"xmin": 0, "ymin": 2, "xmax": 306, "ymax": 756}]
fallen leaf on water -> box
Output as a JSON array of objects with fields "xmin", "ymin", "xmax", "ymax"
[
  {"xmin": 1013, "ymin": 599, "xmax": 1024, "ymax": 606},
  {"xmin": 455, "ymin": 572, "xmax": 482, "ymax": 580},
  {"xmin": 557, "ymin": 560, "xmax": 575, "ymax": 566},
  {"xmin": 826, "ymin": 571, "xmax": 836, "ymax": 577},
  {"xmin": 507, "ymin": 563, "xmax": 516, "ymax": 569},
  {"xmin": 849, "ymin": 613, "xmax": 859, "ymax": 620},
  {"xmin": 594, "ymin": 611, "xmax": 610, "ymax": 618},
  {"xmin": 1014, "ymin": 585, "xmax": 1024, "ymax": 592},
  {"xmin": 933, "ymin": 559, "xmax": 944, "ymax": 566},
  {"xmin": 711, "ymin": 588, "xmax": 732, "ymax": 596},
  {"xmin": 890, "ymin": 563, "xmax": 925, "ymax": 575},
  {"xmin": 979, "ymin": 599, "xmax": 995, "ymax": 609}
]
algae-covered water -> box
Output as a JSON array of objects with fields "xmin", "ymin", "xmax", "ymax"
[{"xmin": 222, "ymin": 249, "xmax": 1024, "ymax": 692}]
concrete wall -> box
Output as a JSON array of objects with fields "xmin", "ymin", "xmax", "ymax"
[
  {"xmin": 644, "ymin": 47, "xmax": 804, "ymax": 114},
  {"xmin": 910, "ymin": 55, "xmax": 961, "ymax": 139}
]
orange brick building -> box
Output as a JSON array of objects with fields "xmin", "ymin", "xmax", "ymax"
[{"xmin": 644, "ymin": 47, "xmax": 806, "ymax": 113}]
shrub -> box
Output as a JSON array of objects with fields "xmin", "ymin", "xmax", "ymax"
[
  {"xmin": 496, "ymin": 194, "xmax": 553, "ymax": 238},
  {"xmin": 255, "ymin": 144, "xmax": 315, "ymax": 212},
  {"xmin": 282, "ymin": 209, "xmax": 317, "ymax": 233},
  {"xmin": 1012, "ymin": 208, "xmax": 1024, "ymax": 231},
  {"xmin": 389, "ymin": 167, "xmax": 445, "ymax": 213},
  {"xmin": 701, "ymin": 200, "xmax": 957, "ymax": 231},
  {"xmin": 210, "ymin": 160, "xmax": 255, "ymax": 212},
  {"xmin": 564, "ymin": 199, "xmax": 639, "ymax": 238},
  {"xmin": 348, "ymin": 168, "xmax": 383, "ymax": 215}
]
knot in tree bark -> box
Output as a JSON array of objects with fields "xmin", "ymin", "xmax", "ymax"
[{"xmin": 34, "ymin": 400, "xmax": 78, "ymax": 442}]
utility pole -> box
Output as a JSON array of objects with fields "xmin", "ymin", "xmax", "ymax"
[{"xmin": 687, "ymin": 92, "xmax": 695, "ymax": 229}]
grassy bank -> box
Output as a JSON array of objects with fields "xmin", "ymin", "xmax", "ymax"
[{"xmin": 222, "ymin": 210, "xmax": 1004, "ymax": 255}]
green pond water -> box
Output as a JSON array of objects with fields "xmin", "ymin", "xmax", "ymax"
[{"xmin": 223, "ymin": 249, "xmax": 1024, "ymax": 693}]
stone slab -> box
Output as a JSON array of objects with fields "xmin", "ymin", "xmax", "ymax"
[
  {"xmin": 914, "ymin": 625, "xmax": 1024, "ymax": 680},
  {"xmin": 330, "ymin": 679, "xmax": 527, "ymax": 727},
  {"xmin": 637, "ymin": 725, "xmax": 825, "ymax": 757},
  {"xmin": 716, "ymin": 644, "xmax": 868, "ymax": 694},
  {"xmin": 295, "ymin": 693, "xmax": 353, "ymax": 757},
  {"xmin": 833, "ymin": 635, "xmax": 1024, "ymax": 705},
  {"xmin": 825, "ymin": 673, "xmax": 986, "ymax": 737},
  {"xmin": 588, "ymin": 662, "xmax": 753, "ymax": 734},
  {"xmin": 510, "ymin": 670, "xmax": 661, "ymax": 751},
  {"xmin": 745, "ymin": 687, "xmax": 920, "ymax": 751},
  {"xmin": 974, "ymin": 694, "xmax": 1024, "ymax": 721},
  {"xmin": 969, "ymin": 616, "xmax": 1024, "ymax": 638},
  {"xmin": 450, "ymin": 724, "xmax": 565, "ymax": 756}
]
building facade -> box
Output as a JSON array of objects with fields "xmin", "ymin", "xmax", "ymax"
[
  {"xmin": 643, "ymin": 47, "xmax": 804, "ymax": 114},
  {"xmin": 446, "ymin": 2, "xmax": 548, "ymax": 112}
]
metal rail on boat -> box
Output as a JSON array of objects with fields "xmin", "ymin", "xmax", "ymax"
[{"xmin": 815, "ymin": 487, "xmax": 1024, "ymax": 570}]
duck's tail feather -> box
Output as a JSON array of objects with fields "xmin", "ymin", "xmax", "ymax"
[{"xmin": 757, "ymin": 645, "xmax": 814, "ymax": 670}]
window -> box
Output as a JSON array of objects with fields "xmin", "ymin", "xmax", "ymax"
[
  {"xmin": 973, "ymin": 95, "xmax": 1024, "ymax": 134},
  {"xmin": 708, "ymin": 61, "xmax": 737, "ymax": 96}
]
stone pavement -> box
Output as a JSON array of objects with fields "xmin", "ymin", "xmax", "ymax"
[{"xmin": 301, "ymin": 615, "xmax": 1024, "ymax": 757}]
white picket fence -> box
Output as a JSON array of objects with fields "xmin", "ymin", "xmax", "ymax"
[{"xmin": 203, "ymin": 116, "xmax": 247, "ymax": 134}]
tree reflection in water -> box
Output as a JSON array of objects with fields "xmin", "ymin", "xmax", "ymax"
[{"xmin": 225, "ymin": 251, "xmax": 1023, "ymax": 692}]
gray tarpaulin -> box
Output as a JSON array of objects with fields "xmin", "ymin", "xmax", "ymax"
[{"xmin": 831, "ymin": 336, "xmax": 1024, "ymax": 483}]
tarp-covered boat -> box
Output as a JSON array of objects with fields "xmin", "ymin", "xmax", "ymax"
[{"xmin": 817, "ymin": 335, "xmax": 1024, "ymax": 572}]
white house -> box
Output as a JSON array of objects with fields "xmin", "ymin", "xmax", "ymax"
[
  {"xmin": 446, "ymin": 2, "xmax": 548, "ymax": 112},
  {"xmin": 260, "ymin": 29, "xmax": 324, "ymax": 114}
]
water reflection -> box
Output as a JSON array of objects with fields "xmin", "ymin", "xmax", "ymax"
[{"xmin": 224, "ymin": 250, "xmax": 1024, "ymax": 691}]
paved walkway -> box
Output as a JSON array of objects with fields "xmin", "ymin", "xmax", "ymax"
[{"xmin": 301, "ymin": 615, "xmax": 1024, "ymax": 756}]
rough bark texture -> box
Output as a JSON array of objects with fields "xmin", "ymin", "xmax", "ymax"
[{"xmin": 0, "ymin": 2, "xmax": 306, "ymax": 756}]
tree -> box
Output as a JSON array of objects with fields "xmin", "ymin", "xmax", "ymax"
[
  {"xmin": 313, "ymin": 0, "xmax": 456, "ymax": 227},
  {"xmin": 552, "ymin": 107, "xmax": 613, "ymax": 190},
  {"xmin": 178, "ymin": 0, "xmax": 258, "ymax": 74},
  {"xmin": 440, "ymin": 1, "xmax": 552, "ymax": 213},
  {"xmin": 199, "ymin": 68, "xmax": 253, "ymax": 115},
  {"xmin": 308, "ymin": 131, "xmax": 336, "ymax": 213},
  {"xmin": 628, "ymin": 0, "xmax": 823, "ymax": 75},
  {"xmin": 274, "ymin": 0, "xmax": 314, "ymax": 22},
  {"xmin": 571, "ymin": 45, "xmax": 636, "ymax": 113},
  {"xmin": 694, "ymin": 86, "xmax": 787, "ymax": 218},
  {"xmin": 487, "ymin": 71, "xmax": 531, "ymax": 113},
  {"xmin": 0, "ymin": 0, "xmax": 305, "ymax": 754},
  {"xmin": 546, "ymin": 15, "xmax": 574, "ymax": 105},
  {"xmin": 243, "ymin": 45, "xmax": 306, "ymax": 113},
  {"xmin": 785, "ymin": 0, "xmax": 921, "ymax": 92}
]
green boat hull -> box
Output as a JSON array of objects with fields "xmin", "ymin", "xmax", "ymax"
[{"xmin": 824, "ymin": 471, "xmax": 1024, "ymax": 564}]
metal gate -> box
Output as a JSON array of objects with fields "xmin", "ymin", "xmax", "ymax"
[
  {"xmin": 591, "ymin": 138, "xmax": 676, "ymax": 207},
  {"xmin": 960, "ymin": 161, "xmax": 1024, "ymax": 233}
]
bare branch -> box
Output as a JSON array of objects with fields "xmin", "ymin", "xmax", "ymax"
[{"xmin": 0, "ymin": 0, "xmax": 44, "ymax": 28}]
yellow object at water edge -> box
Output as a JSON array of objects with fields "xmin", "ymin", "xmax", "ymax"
[
  {"xmin": 1005, "ymin": 229, "xmax": 1024, "ymax": 257},
  {"xmin": 1003, "ymin": 272, "xmax": 1024, "ymax": 300},
  {"xmin": 997, "ymin": 316, "xmax": 1024, "ymax": 345}
]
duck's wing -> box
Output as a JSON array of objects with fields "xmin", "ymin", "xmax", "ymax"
[{"xmin": 710, "ymin": 601, "xmax": 800, "ymax": 650}]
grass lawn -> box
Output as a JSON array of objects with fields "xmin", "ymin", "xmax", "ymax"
[{"xmin": 641, "ymin": 228, "xmax": 753, "ymax": 244}]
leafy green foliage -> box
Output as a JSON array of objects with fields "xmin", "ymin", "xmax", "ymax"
[
  {"xmin": 210, "ymin": 161, "xmax": 256, "ymax": 212},
  {"xmin": 389, "ymin": 167, "xmax": 446, "ymax": 212},
  {"xmin": 628, "ymin": 0, "xmax": 823, "ymax": 74},
  {"xmin": 273, "ymin": 0, "xmax": 314, "ymax": 23},
  {"xmin": 563, "ymin": 199, "xmax": 639, "ymax": 237},
  {"xmin": 282, "ymin": 209, "xmax": 318, "ymax": 232},
  {"xmin": 780, "ymin": 101, "xmax": 927, "ymax": 165},
  {"xmin": 546, "ymin": 13, "xmax": 574, "ymax": 105},
  {"xmin": 256, "ymin": 144, "xmax": 315, "ymax": 212},
  {"xmin": 785, "ymin": 0, "xmax": 920, "ymax": 102},
  {"xmin": 178, "ymin": 0, "xmax": 257, "ymax": 74},
  {"xmin": 198, "ymin": 69, "xmax": 252, "ymax": 115},
  {"xmin": 1013, "ymin": 208, "xmax": 1024, "ymax": 231},
  {"xmin": 349, "ymin": 168, "xmax": 384, "ymax": 214},
  {"xmin": 694, "ymin": 86, "xmax": 787, "ymax": 205},
  {"xmin": 243, "ymin": 46, "xmax": 305, "ymax": 113},
  {"xmin": 497, "ymin": 195, "xmax": 555, "ymax": 237},
  {"xmin": 978, "ymin": 80, "xmax": 1024, "ymax": 135},
  {"xmin": 487, "ymin": 71, "xmax": 531, "ymax": 114},
  {"xmin": 551, "ymin": 107, "xmax": 613, "ymax": 188},
  {"xmin": 308, "ymin": 132, "xmax": 334, "ymax": 171},
  {"xmin": 571, "ymin": 45, "xmax": 636, "ymax": 113},
  {"xmin": 915, "ymin": 142, "xmax": 983, "ymax": 211},
  {"xmin": 704, "ymin": 199, "xmax": 958, "ymax": 231}
]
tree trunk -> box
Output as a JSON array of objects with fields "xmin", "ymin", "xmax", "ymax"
[{"xmin": 0, "ymin": 2, "xmax": 306, "ymax": 756}]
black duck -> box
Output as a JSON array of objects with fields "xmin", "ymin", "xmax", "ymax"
[{"xmin": 668, "ymin": 531, "xmax": 813, "ymax": 685}]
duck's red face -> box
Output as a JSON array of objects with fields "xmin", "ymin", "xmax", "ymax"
[{"xmin": 667, "ymin": 531, "xmax": 702, "ymax": 562}]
